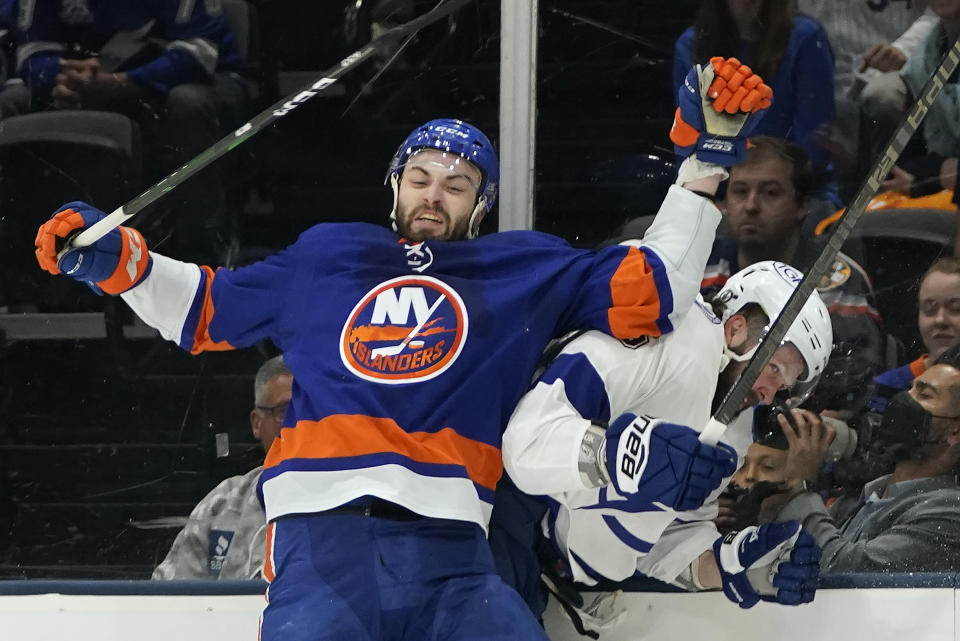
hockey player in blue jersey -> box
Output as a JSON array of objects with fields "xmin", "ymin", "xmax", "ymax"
[{"xmin": 34, "ymin": 57, "xmax": 771, "ymax": 641}]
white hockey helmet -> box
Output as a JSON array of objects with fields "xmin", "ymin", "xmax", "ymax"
[{"xmin": 716, "ymin": 261, "xmax": 833, "ymax": 385}]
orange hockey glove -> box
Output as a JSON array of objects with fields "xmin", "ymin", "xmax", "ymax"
[{"xmin": 670, "ymin": 56, "xmax": 773, "ymax": 166}]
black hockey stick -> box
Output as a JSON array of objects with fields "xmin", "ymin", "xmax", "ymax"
[
  {"xmin": 700, "ymin": 35, "xmax": 960, "ymax": 445},
  {"xmin": 61, "ymin": 0, "xmax": 474, "ymax": 251}
]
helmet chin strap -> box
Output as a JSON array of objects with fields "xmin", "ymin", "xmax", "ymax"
[
  {"xmin": 389, "ymin": 173, "xmax": 487, "ymax": 240},
  {"xmin": 466, "ymin": 197, "xmax": 487, "ymax": 239},
  {"xmin": 389, "ymin": 174, "xmax": 400, "ymax": 233},
  {"xmin": 719, "ymin": 342, "xmax": 760, "ymax": 373}
]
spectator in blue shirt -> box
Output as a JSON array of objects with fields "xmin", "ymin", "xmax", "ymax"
[{"xmin": 674, "ymin": 0, "xmax": 836, "ymax": 174}]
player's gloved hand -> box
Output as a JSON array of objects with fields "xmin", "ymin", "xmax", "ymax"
[
  {"xmin": 604, "ymin": 413, "xmax": 737, "ymax": 512},
  {"xmin": 35, "ymin": 201, "xmax": 151, "ymax": 295},
  {"xmin": 713, "ymin": 521, "xmax": 821, "ymax": 609},
  {"xmin": 670, "ymin": 56, "xmax": 772, "ymax": 166}
]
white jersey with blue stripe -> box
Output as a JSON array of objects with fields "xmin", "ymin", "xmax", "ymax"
[{"xmin": 503, "ymin": 297, "xmax": 754, "ymax": 585}]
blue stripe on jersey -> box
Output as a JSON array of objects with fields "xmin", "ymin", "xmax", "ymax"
[
  {"xmin": 582, "ymin": 486, "xmax": 660, "ymax": 513},
  {"xmin": 569, "ymin": 550, "xmax": 607, "ymax": 583},
  {"xmin": 261, "ymin": 453, "xmax": 496, "ymax": 505},
  {"xmin": 601, "ymin": 514, "xmax": 655, "ymax": 554},
  {"xmin": 475, "ymin": 484, "xmax": 495, "ymax": 505},
  {"xmin": 640, "ymin": 246, "xmax": 674, "ymax": 335},
  {"xmin": 179, "ymin": 267, "xmax": 208, "ymax": 350},
  {"xmin": 262, "ymin": 452, "xmax": 473, "ymax": 481},
  {"xmin": 540, "ymin": 353, "xmax": 612, "ymax": 424}
]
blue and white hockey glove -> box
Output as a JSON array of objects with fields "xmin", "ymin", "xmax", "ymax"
[
  {"xmin": 604, "ymin": 413, "xmax": 737, "ymax": 512},
  {"xmin": 713, "ymin": 522, "xmax": 821, "ymax": 609},
  {"xmin": 35, "ymin": 201, "xmax": 151, "ymax": 295},
  {"xmin": 670, "ymin": 56, "xmax": 772, "ymax": 166}
]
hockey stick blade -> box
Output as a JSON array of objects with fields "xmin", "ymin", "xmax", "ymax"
[
  {"xmin": 63, "ymin": 0, "xmax": 474, "ymax": 252},
  {"xmin": 700, "ymin": 36, "xmax": 960, "ymax": 446}
]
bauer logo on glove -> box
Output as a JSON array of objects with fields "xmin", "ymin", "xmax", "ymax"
[
  {"xmin": 604, "ymin": 413, "xmax": 737, "ymax": 512},
  {"xmin": 670, "ymin": 56, "xmax": 772, "ymax": 166}
]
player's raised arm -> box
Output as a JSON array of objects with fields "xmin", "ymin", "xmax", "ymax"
[{"xmin": 568, "ymin": 57, "xmax": 774, "ymax": 342}]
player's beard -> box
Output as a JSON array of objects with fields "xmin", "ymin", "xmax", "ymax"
[{"xmin": 395, "ymin": 203, "xmax": 470, "ymax": 241}]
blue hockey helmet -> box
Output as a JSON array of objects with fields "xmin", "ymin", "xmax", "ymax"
[{"xmin": 386, "ymin": 119, "xmax": 499, "ymax": 238}]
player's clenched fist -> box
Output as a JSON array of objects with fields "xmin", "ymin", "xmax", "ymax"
[
  {"xmin": 670, "ymin": 56, "xmax": 772, "ymax": 166},
  {"xmin": 714, "ymin": 522, "xmax": 821, "ymax": 609},
  {"xmin": 35, "ymin": 201, "xmax": 151, "ymax": 295},
  {"xmin": 604, "ymin": 413, "xmax": 737, "ymax": 512}
]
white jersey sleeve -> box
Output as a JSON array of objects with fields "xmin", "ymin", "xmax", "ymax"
[
  {"xmin": 635, "ymin": 518, "xmax": 721, "ymax": 586},
  {"xmin": 504, "ymin": 297, "xmax": 729, "ymax": 496},
  {"xmin": 121, "ymin": 252, "xmax": 203, "ymax": 346},
  {"xmin": 503, "ymin": 330, "xmax": 664, "ymax": 495},
  {"xmin": 620, "ymin": 185, "xmax": 722, "ymax": 333}
]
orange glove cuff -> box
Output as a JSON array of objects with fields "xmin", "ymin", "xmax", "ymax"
[
  {"xmin": 670, "ymin": 107, "xmax": 700, "ymax": 148},
  {"xmin": 97, "ymin": 226, "xmax": 150, "ymax": 294}
]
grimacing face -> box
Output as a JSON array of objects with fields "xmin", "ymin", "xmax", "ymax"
[
  {"xmin": 918, "ymin": 270, "xmax": 960, "ymax": 362},
  {"xmin": 724, "ymin": 341, "xmax": 806, "ymax": 408},
  {"xmin": 725, "ymin": 155, "xmax": 804, "ymax": 250},
  {"xmin": 394, "ymin": 149, "xmax": 482, "ymax": 242}
]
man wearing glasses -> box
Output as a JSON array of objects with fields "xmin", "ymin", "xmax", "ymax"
[{"xmin": 152, "ymin": 355, "xmax": 292, "ymax": 580}]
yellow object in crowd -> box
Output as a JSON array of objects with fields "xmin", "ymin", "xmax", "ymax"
[{"xmin": 814, "ymin": 189, "xmax": 957, "ymax": 237}]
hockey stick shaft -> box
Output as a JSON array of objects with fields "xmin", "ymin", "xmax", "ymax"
[
  {"xmin": 69, "ymin": 0, "xmax": 473, "ymax": 250},
  {"xmin": 700, "ymin": 35, "xmax": 960, "ymax": 446}
]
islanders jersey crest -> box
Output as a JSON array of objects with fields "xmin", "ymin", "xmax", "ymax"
[{"xmin": 340, "ymin": 276, "xmax": 468, "ymax": 384}]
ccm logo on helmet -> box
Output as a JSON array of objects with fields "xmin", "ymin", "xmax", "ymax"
[
  {"xmin": 340, "ymin": 276, "xmax": 468, "ymax": 384},
  {"xmin": 773, "ymin": 261, "xmax": 803, "ymax": 284},
  {"xmin": 431, "ymin": 125, "xmax": 470, "ymax": 139}
]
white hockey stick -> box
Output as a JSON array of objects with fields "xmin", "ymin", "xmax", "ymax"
[
  {"xmin": 370, "ymin": 295, "xmax": 445, "ymax": 358},
  {"xmin": 700, "ymin": 36, "xmax": 960, "ymax": 446},
  {"xmin": 53, "ymin": 0, "xmax": 473, "ymax": 256}
]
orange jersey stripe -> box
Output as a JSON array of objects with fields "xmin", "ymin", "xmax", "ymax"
[
  {"xmin": 263, "ymin": 522, "xmax": 276, "ymax": 583},
  {"xmin": 264, "ymin": 415, "xmax": 503, "ymax": 491},
  {"xmin": 190, "ymin": 265, "xmax": 236, "ymax": 354},
  {"xmin": 608, "ymin": 246, "xmax": 663, "ymax": 339}
]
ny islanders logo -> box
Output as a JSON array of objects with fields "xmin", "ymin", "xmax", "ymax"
[{"xmin": 340, "ymin": 276, "xmax": 468, "ymax": 384}]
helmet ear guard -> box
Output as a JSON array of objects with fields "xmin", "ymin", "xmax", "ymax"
[{"xmin": 389, "ymin": 173, "xmax": 400, "ymax": 233}]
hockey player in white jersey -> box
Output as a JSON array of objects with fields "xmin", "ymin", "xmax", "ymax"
[{"xmin": 498, "ymin": 261, "xmax": 832, "ymax": 628}]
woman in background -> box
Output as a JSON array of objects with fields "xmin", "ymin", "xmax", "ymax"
[{"xmin": 674, "ymin": 0, "xmax": 835, "ymax": 174}]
